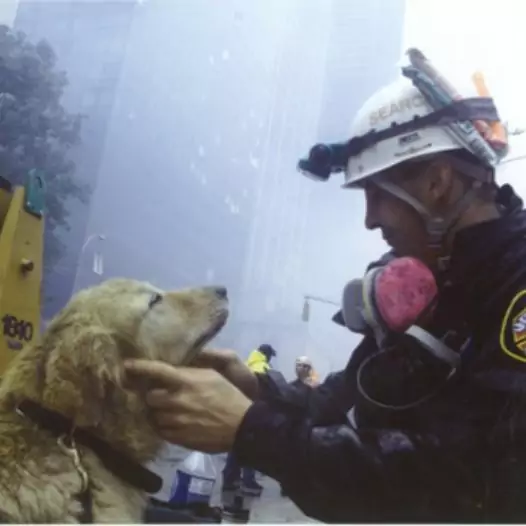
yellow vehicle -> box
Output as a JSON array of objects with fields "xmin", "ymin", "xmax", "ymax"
[{"xmin": 0, "ymin": 170, "xmax": 44, "ymax": 374}]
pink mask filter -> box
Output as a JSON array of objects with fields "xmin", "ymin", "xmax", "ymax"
[{"xmin": 372, "ymin": 256, "xmax": 438, "ymax": 332}]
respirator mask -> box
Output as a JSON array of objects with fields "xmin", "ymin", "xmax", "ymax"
[{"xmin": 338, "ymin": 257, "xmax": 466, "ymax": 411}]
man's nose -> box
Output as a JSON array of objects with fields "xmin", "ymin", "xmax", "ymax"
[{"xmin": 364, "ymin": 197, "xmax": 379, "ymax": 231}]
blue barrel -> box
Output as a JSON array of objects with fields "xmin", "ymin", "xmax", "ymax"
[{"xmin": 169, "ymin": 452, "xmax": 217, "ymax": 506}]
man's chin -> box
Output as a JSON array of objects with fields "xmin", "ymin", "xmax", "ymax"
[{"xmin": 392, "ymin": 246, "xmax": 424, "ymax": 263}]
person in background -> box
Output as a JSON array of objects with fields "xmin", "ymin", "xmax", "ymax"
[
  {"xmin": 290, "ymin": 356, "xmax": 317, "ymax": 392},
  {"xmin": 245, "ymin": 344, "xmax": 276, "ymax": 374},
  {"xmin": 280, "ymin": 355, "xmax": 317, "ymax": 497},
  {"xmin": 221, "ymin": 343, "xmax": 276, "ymax": 494}
]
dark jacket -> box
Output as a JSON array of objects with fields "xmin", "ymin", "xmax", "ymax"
[
  {"xmin": 289, "ymin": 378, "xmax": 312, "ymax": 395},
  {"xmin": 233, "ymin": 185, "xmax": 526, "ymax": 522}
]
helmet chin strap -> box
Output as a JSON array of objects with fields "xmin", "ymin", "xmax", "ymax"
[{"xmin": 374, "ymin": 179, "xmax": 482, "ymax": 271}]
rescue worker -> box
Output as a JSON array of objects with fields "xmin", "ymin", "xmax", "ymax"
[
  {"xmin": 221, "ymin": 343, "xmax": 276, "ymax": 494},
  {"xmin": 245, "ymin": 343, "xmax": 276, "ymax": 374},
  {"xmin": 280, "ymin": 355, "xmax": 317, "ymax": 498},
  {"xmin": 125, "ymin": 52, "xmax": 526, "ymax": 522},
  {"xmin": 290, "ymin": 355, "xmax": 315, "ymax": 392}
]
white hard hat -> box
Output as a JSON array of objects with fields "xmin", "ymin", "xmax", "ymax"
[
  {"xmin": 295, "ymin": 355, "xmax": 312, "ymax": 367},
  {"xmin": 297, "ymin": 48, "xmax": 507, "ymax": 255},
  {"xmin": 344, "ymin": 78, "xmax": 466, "ymax": 188}
]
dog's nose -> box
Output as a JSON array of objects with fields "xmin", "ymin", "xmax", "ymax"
[{"xmin": 209, "ymin": 286, "xmax": 228, "ymax": 300}]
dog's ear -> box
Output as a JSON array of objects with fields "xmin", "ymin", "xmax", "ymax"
[{"xmin": 42, "ymin": 320, "xmax": 130, "ymax": 428}]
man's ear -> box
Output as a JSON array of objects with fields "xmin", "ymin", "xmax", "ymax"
[{"xmin": 424, "ymin": 159, "xmax": 455, "ymax": 212}]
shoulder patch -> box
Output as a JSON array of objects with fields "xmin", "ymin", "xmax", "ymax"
[{"xmin": 500, "ymin": 290, "xmax": 526, "ymax": 362}]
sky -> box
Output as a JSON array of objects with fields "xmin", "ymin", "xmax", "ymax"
[
  {"xmin": 0, "ymin": 0, "xmax": 18, "ymax": 25},
  {"xmin": 403, "ymin": 0, "xmax": 526, "ymax": 134},
  {"xmin": 403, "ymin": 0, "xmax": 526, "ymax": 196}
]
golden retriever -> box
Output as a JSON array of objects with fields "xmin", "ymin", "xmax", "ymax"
[{"xmin": 0, "ymin": 278, "xmax": 228, "ymax": 523}]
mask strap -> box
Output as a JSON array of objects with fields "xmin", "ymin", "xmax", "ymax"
[
  {"xmin": 361, "ymin": 267, "xmax": 387, "ymax": 346},
  {"xmin": 405, "ymin": 325, "xmax": 461, "ymax": 369},
  {"xmin": 374, "ymin": 179, "xmax": 482, "ymax": 265}
]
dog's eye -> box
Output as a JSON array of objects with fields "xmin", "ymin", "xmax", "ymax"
[{"xmin": 148, "ymin": 293, "xmax": 163, "ymax": 309}]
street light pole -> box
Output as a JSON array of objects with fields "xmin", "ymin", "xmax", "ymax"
[
  {"xmin": 81, "ymin": 233, "xmax": 106, "ymax": 253},
  {"xmin": 72, "ymin": 233, "xmax": 106, "ymax": 294},
  {"xmin": 301, "ymin": 295, "xmax": 340, "ymax": 375},
  {"xmin": 301, "ymin": 294, "xmax": 339, "ymax": 322},
  {"xmin": 304, "ymin": 294, "xmax": 339, "ymax": 306}
]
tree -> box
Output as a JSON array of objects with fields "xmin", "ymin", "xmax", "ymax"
[{"xmin": 0, "ymin": 25, "xmax": 88, "ymax": 288}]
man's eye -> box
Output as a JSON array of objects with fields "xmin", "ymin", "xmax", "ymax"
[{"xmin": 148, "ymin": 293, "xmax": 163, "ymax": 309}]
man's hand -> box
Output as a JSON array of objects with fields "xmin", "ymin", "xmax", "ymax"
[
  {"xmin": 190, "ymin": 348, "xmax": 259, "ymax": 399},
  {"xmin": 125, "ymin": 360, "xmax": 253, "ymax": 453}
]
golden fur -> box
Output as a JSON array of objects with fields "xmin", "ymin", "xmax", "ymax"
[{"xmin": 0, "ymin": 278, "xmax": 228, "ymax": 523}]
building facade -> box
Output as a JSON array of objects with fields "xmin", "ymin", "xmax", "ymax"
[
  {"xmin": 236, "ymin": 0, "xmax": 407, "ymax": 375},
  {"xmin": 80, "ymin": 0, "xmax": 321, "ymax": 353},
  {"xmin": 233, "ymin": 0, "xmax": 333, "ymax": 369},
  {"xmin": 14, "ymin": 0, "xmax": 137, "ymax": 320},
  {"xmin": 299, "ymin": 0, "xmax": 407, "ymax": 375}
]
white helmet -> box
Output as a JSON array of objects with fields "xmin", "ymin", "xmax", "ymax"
[
  {"xmin": 344, "ymin": 78, "xmax": 466, "ymax": 188},
  {"xmin": 295, "ymin": 355, "xmax": 312, "ymax": 367},
  {"xmin": 297, "ymin": 48, "xmax": 507, "ymax": 256}
]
